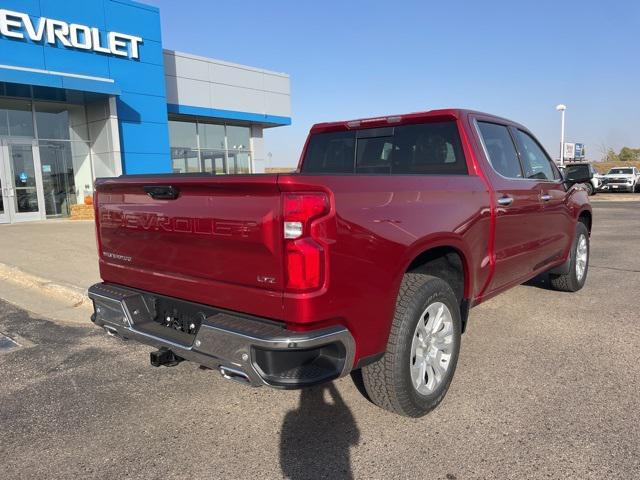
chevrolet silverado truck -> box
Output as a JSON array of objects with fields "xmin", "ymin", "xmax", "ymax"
[
  {"xmin": 89, "ymin": 109, "xmax": 592, "ymax": 417},
  {"xmin": 601, "ymin": 167, "xmax": 640, "ymax": 192}
]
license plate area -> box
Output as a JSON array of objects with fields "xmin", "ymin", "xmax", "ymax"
[{"xmin": 123, "ymin": 293, "xmax": 218, "ymax": 347}]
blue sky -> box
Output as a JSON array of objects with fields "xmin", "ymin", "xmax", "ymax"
[{"xmin": 144, "ymin": 0, "xmax": 639, "ymax": 168}]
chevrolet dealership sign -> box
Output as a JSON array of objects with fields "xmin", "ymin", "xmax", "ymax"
[{"xmin": 0, "ymin": 9, "xmax": 143, "ymax": 59}]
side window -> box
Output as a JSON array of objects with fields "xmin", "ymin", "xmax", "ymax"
[
  {"xmin": 514, "ymin": 130, "xmax": 559, "ymax": 181},
  {"xmin": 390, "ymin": 121, "xmax": 467, "ymax": 175},
  {"xmin": 302, "ymin": 131, "xmax": 355, "ymax": 173},
  {"xmin": 477, "ymin": 122, "xmax": 523, "ymax": 178}
]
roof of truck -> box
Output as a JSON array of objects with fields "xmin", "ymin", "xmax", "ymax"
[{"xmin": 310, "ymin": 109, "xmax": 522, "ymax": 133}]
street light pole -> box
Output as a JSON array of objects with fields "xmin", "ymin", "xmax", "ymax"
[{"xmin": 556, "ymin": 104, "xmax": 566, "ymax": 166}]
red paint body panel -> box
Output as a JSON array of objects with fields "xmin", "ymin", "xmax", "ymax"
[{"xmin": 94, "ymin": 109, "xmax": 591, "ymax": 367}]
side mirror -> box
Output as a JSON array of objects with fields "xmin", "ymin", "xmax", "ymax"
[{"xmin": 563, "ymin": 172, "xmax": 592, "ymax": 189}]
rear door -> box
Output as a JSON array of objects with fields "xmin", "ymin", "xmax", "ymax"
[{"xmin": 473, "ymin": 119, "xmax": 548, "ymax": 293}]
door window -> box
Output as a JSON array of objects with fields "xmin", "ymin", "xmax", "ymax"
[
  {"xmin": 514, "ymin": 130, "xmax": 559, "ymax": 181},
  {"xmin": 8, "ymin": 144, "xmax": 39, "ymax": 213},
  {"xmin": 477, "ymin": 122, "xmax": 523, "ymax": 178}
]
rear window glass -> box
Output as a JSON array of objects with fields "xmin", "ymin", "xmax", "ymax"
[{"xmin": 301, "ymin": 121, "xmax": 467, "ymax": 175}]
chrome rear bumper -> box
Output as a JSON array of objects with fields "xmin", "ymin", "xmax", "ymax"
[{"xmin": 88, "ymin": 283, "xmax": 355, "ymax": 388}]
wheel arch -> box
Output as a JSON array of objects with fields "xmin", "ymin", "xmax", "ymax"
[
  {"xmin": 399, "ymin": 239, "xmax": 473, "ymax": 332},
  {"xmin": 577, "ymin": 209, "xmax": 592, "ymax": 235}
]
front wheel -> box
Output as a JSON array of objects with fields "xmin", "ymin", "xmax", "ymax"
[
  {"xmin": 550, "ymin": 222, "xmax": 590, "ymax": 292},
  {"xmin": 360, "ymin": 274, "xmax": 461, "ymax": 417}
]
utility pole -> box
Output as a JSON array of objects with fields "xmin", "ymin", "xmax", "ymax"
[{"xmin": 556, "ymin": 104, "xmax": 567, "ymax": 166}]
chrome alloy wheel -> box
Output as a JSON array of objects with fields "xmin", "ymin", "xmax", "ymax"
[
  {"xmin": 409, "ymin": 301, "xmax": 454, "ymax": 395},
  {"xmin": 576, "ymin": 234, "xmax": 588, "ymax": 282}
]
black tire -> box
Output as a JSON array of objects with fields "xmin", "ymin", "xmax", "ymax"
[
  {"xmin": 360, "ymin": 274, "xmax": 461, "ymax": 417},
  {"xmin": 550, "ymin": 222, "xmax": 589, "ymax": 292},
  {"xmin": 585, "ymin": 183, "xmax": 595, "ymax": 196}
]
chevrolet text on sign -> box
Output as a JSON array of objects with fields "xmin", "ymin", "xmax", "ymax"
[{"xmin": 0, "ymin": 9, "xmax": 143, "ymax": 59}]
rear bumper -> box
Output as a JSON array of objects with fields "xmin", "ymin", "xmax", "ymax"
[{"xmin": 88, "ymin": 283, "xmax": 355, "ymax": 389}]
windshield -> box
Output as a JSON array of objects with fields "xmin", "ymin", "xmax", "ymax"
[{"xmin": 608, "ymin": 168, "xmax": 633, "ymax": 175}]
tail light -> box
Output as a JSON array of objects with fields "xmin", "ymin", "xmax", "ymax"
[{"xmin": 283, "ymin": 192, "xmax": 330, "ymax": 292}]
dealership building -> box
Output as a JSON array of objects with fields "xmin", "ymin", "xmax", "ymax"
[{"xmin": 0, "ymin": 0, "xmax": 291, "ymax": 223}]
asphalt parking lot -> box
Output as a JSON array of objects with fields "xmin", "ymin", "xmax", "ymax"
[{"xmin": 1, "ymin": 201, "xmax": 639, "ymax": 479}]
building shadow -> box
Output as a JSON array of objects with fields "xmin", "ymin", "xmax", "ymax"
[{"xmin": 280, "ymin": 383, "xmax": 360, "ymax": 480}]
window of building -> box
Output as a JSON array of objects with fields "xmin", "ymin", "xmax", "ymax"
[
  {"xmin": 1, "ymin": 93, "xmax": 92, "ymax": 218},
  {"xmin": 0, "ymin": 98, "xmax": 34, "ymax": 138},
  {"xmin": 168, "ymin": 119, "xmax": 252, "ymax": 174},
  {"xmin": 477, "ymin": 122, "xmax": 523, "ymax": 179}
]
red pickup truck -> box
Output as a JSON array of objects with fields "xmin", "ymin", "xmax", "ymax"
[{"xmin": 89, "ymin": 109, "xmax": 592, "ymax": 417}]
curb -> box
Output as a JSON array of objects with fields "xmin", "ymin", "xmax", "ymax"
[{"xmin": 0, "ymin": 262, "xmax": 90, "ymax": 308}]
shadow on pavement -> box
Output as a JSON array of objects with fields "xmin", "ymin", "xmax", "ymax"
[
  {"xmin": 523, "ymin": 272, "xmax": 552, "ymax": 290},
  {"xmin": 280, "ymin": 383, "xmax": 360, "ymax": 480}
]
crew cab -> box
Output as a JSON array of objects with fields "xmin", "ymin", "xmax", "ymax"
[
  {"xmin": 601, "ymin": 167, "xmax": 640, "ymax": 192},
  {"xmin": 88, "ymin": 109, "xmax": 592, "ymax": 417}
]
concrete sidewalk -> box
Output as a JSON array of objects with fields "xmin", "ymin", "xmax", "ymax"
[
  {"xmin": 0, "ymin": 220, "xmax": 99, "ymax": 323},
  {"xmin": 0, "ymin": 219, "xmax": 99, "ymax": 290}
]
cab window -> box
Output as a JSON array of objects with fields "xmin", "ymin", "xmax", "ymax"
[
  {"xmin": 477, "ymin": 121, "xmax": 523, "ymax": 178},
  {"xmin": 514, "ymin": 130, "xmax": 560, "ymax": 181}
]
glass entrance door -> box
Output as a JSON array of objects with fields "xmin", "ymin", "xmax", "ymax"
[
  {"xmin": 0, "ymin": 140, "xmax": 45, "ymax": 223},
  {"xmin": 0, "ymin": 153, "xmax": 9, "ymax": 224}
]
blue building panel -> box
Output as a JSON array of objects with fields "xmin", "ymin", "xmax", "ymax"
[
  {"xmin": 167, "ymin": 103, "xmax": 293, "ymax": 127},
  {"xmin": 0, "ymin": 41, "xmax": 46, "ymax": 70},
  {"xmin": 43, "ymin": 45, "xmax": 112, "ymax": 79},
  {"xmin": 104, "ymin": 0, "xmax": 163, "ymax": 42},
  {"xmin": 0, "ymin": 0, "xmax": 41, "ymax": 16},
  {"xmin": 118, "ymin": 118, "xmax": 170, "ymax": 155},
  {"xmin": 61, "ymin": 76, "xmax": 120, "ymax": 96},
  {"xmin": 116, "ymin": 92, "xmax": 169, "ymax": 124},
  {"xmin": 109, "ymin": 59, "xmax": 166, "ymax": 97},
  {"xmin": 121, "ymin": 152, "xmax": 172, "ymax": 175},
  {"xmin": 39, "ymin": 0, "xmax": 107, "ymax": 29}
]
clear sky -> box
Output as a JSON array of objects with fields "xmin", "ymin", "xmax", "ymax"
[{"xmin": 144, "ymin": 0, "xmax": 639, "ymax": 168}]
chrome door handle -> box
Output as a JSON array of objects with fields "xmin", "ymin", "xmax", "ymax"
[
  {"xmin": 497, "ymin": 196, "xmax": 514, "ymax": 206},
  {"xmin": 540, "ymin": 194, "xmax": 552, "ymax": 202}
]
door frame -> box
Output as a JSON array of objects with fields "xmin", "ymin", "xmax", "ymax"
[
  {"xmin": 0, "ymin": 145, "xmax": 9, "ymax": 224},
  {"xmin": 0, "ymin": 138, "xmax": 46, "ymax": 223}
]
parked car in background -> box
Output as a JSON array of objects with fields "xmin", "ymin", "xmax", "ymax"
[
  {"xmin": 88, "ymin": 109, "xmax": 593, "ymax": 417},
  {"xmin": 601, "ymin": 167, "xmax": 640, "ymax": 192},
  {"xmin": 558, "ymin": 163, "xmax": 601, "ymax": 195}
]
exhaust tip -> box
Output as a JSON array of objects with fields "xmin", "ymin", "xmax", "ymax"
[
  {"xmin": 219, "ymin": 366, "xmax": 251, "ymax": 385},
  {"xmin": 104, "ymin": 326, "xmax": 119, "ymax": 337}
]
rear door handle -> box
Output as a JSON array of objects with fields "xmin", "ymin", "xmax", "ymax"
[
  {"xmin": 143, "ymin": 185, "xmax": 180, "ymax": 200},
  {"xmin": 497, "ymin": 196, "xmax": 514, "ymax": 206},
  {"xmin": 540, "ymin": 194, "xmax": 552, "ymax": 202}
]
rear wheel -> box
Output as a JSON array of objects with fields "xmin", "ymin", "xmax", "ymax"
[
  {"xmin": 360, "ymin": 274, "xmax": 461, "ymax": 417},
  {"xmin": 550, "ymin": 222, "xmax": 589, "ymax": 292}
]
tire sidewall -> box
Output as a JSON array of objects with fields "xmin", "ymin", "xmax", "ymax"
[
  {"xmin": 569, "ymin": 222, "xmax": 590, "ymax": 289},
  {"xmin": 396, "ymin": 279, "xmax": 462, "ymax": 411}
]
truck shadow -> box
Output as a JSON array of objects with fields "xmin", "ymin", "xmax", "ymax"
[
  {"xmin": 280, "ymin": 383, "xmax": 360, "ymax": 480},
  {"xmin": 523, "ymin": 273, "xmax": 552, "ymax": 290}
]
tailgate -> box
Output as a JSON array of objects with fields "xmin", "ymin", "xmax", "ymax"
[{"xmin": 95, "ymin": 175, "xmax": 285, "ymax": 318}]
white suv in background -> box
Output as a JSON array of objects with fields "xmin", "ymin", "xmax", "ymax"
[{"xmin": 602, "ymin": 167, "xmax": 640, "ymax": 193}]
